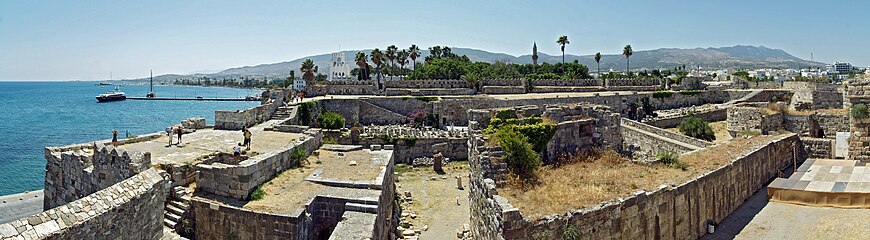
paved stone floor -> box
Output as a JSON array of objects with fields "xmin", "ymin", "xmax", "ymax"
[
  {"xmin": 0, "ymin": 190, "xmax": 43, "ymax": 224},
  {"xmin": 117, "ymin": 120, "xmax": 302, "ymax": 165}
]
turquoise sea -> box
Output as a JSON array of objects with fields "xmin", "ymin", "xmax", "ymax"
[{"xmin": 0, "ymin": 81, "xmax": 259, "ymax": 195}]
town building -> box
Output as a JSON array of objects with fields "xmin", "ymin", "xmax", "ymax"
[{"xmin": 329, "ymin": 51, "xmax": 353, "ymax": 81}]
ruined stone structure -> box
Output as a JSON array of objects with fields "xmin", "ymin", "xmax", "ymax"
[
  {"xmin": 43, "ymin": 144, "xmax": 152, "ymax": 210},
  {"xmin": 621, "ymin": 118, "xmax": 712, "ymax": 158},
  {"xmin": 846, "ymin": 80, "xmax": 870, "ymax": 161},
  {"xmin": 785, "ymin": 81, "xmax": 844, "ymax": 110},
  {"xmin": 726, "ymin": 105, "xmax": 783, "ymax": 136}
]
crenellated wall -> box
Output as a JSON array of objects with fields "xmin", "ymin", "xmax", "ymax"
[
  {"xmin": 1, "ymin": 168, "xmax": 167, "ymax": 240},
  {"xmin": 43, "ymin": 144, "xmax": 152, "ymax": 210}
]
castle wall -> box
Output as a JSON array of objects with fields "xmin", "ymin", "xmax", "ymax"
[
  {"xmin": 621, "ymin": 118, "xmax": 711, "ymax": 156},
  {"xmin": 196, "ymin": 129, "xmax": 322, "ymax": 200},
  {"xmin": 1, "ymin": 169, "xmax": 167, "ymax": 240},
  {"xmin": 802, "ymin": 137, "xmax": 833, "ymax": 159},
  {"xmin": 469, "ymin": 133, "xmax": 802, "ymax": 239},
  {"xmin": 727, "ymin": 107, "xmax": 783, "ymax": 136},
  {"xmin": 215, "ymin": 100, "xmax": 282, "ymax": 130},
  {"xmin": 645, "ymin": 108, "xmax": 727, "ymax": 129},
  {"xmin": 43, "ymin": 145, "xmax": 151, "ymax": 210}
]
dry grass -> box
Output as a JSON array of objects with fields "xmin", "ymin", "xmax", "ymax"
[
  {"xmin": 763, "ymin": 102, "xmax": 786, "ymax": 115},
  {"xmin": 815, "ymin": 108, "xmax": 848, "ymax": 115},
  {"xmin": 501, "ymin": 135, "xmax": 785, "ymax": 218},
  {"xmin": 667, "ymin": 121, "xmax": 732, "ymax": 144}
]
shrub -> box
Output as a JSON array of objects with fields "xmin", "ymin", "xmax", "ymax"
[
  {"xmin": 495, "ymin": 127, "xmax": 541, "ymax": 178},
  {"xmin": 851, "ymin": 104, "xmax": 868, "ymax": 119},
  {"xmin": 495, "ymin": 109, "xmax": 517, "ymax": 120},
  {"xmin": 290, "ymin": 147, "xmax": 308, "ymax": 168},
  {"xmin": 298, "ymin": 102, "xmax": 316, "ymax": 126},
  {"xmin": 678, "ymin": 117, "xmax": 715, "ymax": 141},
  {"xmin": 656, "ymin": 152, "xmax": 688, "ymax": 170},
  {"xmin": 652, "ymin": 91, "xmax": 674, "ymax": 99},
  {"xmin": 316, "ymin": 111, "xmax": 345, "ymax": 129},
  {"xmin": 249, "ymin": 186, "xmax": 265, "ymax": 201},
  {"xmin": 322, "ymin": 137, "xmax": 338, "ymax": 144}
]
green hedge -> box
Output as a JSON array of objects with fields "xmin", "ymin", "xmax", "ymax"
[
  {"xmin": 317, "ymin": 111, "xmax": 346, "ymax": 129},
  {"xmin": 851, "ymin": 104, "xmax": 868, "ymax": 119}
]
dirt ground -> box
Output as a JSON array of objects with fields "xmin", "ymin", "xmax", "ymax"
[{"xmin": 395, "ymin": 162, "xmax": 470, "ymax": 239}]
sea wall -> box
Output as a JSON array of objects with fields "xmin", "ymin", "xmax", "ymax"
[
  {"xmin": 43, "ymin": 145, "xmax": 152, "ymax": 210},
  {"xmin": 1, "ymin": 169, "xmax": 167, "ymax": 240},
  {"xmin": 196, "ymin": 129, "xmax": 323, "ymax": 200},
  {"xmin": 469, "ymin": 133, "xmax": 803, "ymax": 239}
]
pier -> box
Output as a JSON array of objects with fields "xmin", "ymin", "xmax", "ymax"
[{"xmin": 128, "ymin": 97, "xmax": 258, "ymax": 101}]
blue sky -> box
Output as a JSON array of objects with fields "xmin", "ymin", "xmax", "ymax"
[{"xmin": 1, "ymin": 0, "xmax": 867, "ymax": 80}]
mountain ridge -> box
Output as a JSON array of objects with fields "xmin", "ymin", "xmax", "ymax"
[{"xmin": 130, "ymin": 45, "xmax": 826, "ymax": 82}]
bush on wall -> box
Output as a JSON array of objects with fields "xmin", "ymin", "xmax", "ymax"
[{"xmin": 317, "ymin": 111, "xmax": 346, "ymax": 129}]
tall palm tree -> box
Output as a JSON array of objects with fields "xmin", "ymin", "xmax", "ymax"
[
  {"xmin": 594, "ymin": 52, "xmax": 602, "ymax": 76},
  {"xmin": 386, "ymin": 45, "xmax": 398, "ymax": 80},
  {"xmin": 397, "ymin": 50, "xmax": 409, "ymax": 77},
  {"xmin": 354, "ymin": 52, "xmax": 368, "ymax": 80},
  {"xmin": 557, "ymin": 35, "xmax": 569, "ymax": 64},
  {"xmin": 623, "ymin": 45, "xmax": 633, "ymax": 75},
  {"xmin": 370, "ymin": 48, "xmax": 385, "ymax": 81},
  {"xmin": 300, "ymin": 59, "xmax": 317, "ymax": 85},
  {"xmin": 409, "ymin": 45, "xmax": 420, "ymax": 71}
]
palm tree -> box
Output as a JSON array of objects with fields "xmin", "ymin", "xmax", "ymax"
[
  {"xmin": 623, "ymin": 45, "xmax": 633, "ymax": 75},
  {"xmin": 397, "ymin": 50, "xmax": 409, "ymax": 77},
  {"xmin": 594, "ymin": 52, "xmax": 602, "ymax": 76},
  {"xmin": 370, "ymin": 48, "xmax": 385, "ymax": 81},
  {"xmin": 409, "ymin": 45, "xmax": 420, "ymax": 71},
  {"xmin": 354, "ymin": 52, "xmax": 368, "ymax": 80},
  {"xmin": 557, "ymin": 35, "xmax": 569, "ymax": 64},
  {"xmin": 300, "ymin": 59, "xmax": 317, "ymax": 85},
  {"xmin": 386, "ymin": 45, "xmax": 398, "ymax": 80}
]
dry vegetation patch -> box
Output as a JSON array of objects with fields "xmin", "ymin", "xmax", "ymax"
[{"xmin": 501, "ymin": 135, "xmax": 784, "ymax": 218}]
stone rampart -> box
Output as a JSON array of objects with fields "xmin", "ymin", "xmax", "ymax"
[
  {"xmin": 785, "ymin": 81, "xmax": 843, "ymax": 110},
  {"xmin": 726, "ymin": 106, "xmax": 783, "ymax": 136},
  {"xmin": 1, "ymin": 168, "xmax": 167, "ymax": 240},
  {"xmin": 306, "ymin": 83, "xmax": 378, "ymax": 97},
  {"xmin": 384, "ymin": 79, "xmax": 470, "ymax": 89},
  {"xmin": 384, "ymin": 88, "xmax": 476, "ymax": 96},
  {"xmin": 815, "ymin": 112, "xmax": 849, "ymax": 138},
  {"xmin": 481, "ymin": 78, "xmax": 525, "ymax": 87},
  {"xmin": 470, "ymin": 133, "xmax": 803, "ymax": 239},
  {"xmin": 622, "ymin": 118, "xmax": 712, "ymax": 149},
  {"xmin": 196, "ymin": 129, "xmax": 323, "ymax": 200},
  {"xmin": 802, "ymin": 137, "xmax": 833, "ymax": 159},
  {"xmin": 483, "ymin": 86, "xmax": 527, "ymax": 94},
  {"xmin": 531, "ymin": 79, "xmax": 602, "ymax": 87},
  {"xmin": 215, "ymin": 101, "xmax": 281, "ymax": 130},
  {"xmin": 43, "ymin": 145, "xmax": 151, "ymax": 210}
]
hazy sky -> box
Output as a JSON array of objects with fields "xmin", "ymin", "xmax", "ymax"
[{"xmin": 1, "ymin": 0, "xmax": 867, "ymax": 80}]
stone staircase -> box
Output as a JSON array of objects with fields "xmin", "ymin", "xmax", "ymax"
[
  {"xmin": 163, "ymin": 186, "xmax": 191, "ymax": 230},
  {"xmin": 271, "ymin": 105, "xmax": 297, "ymax": 120}
]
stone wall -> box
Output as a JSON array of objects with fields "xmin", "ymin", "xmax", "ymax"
[
  {"xmin": 845, "ymin": 80, "xmax": 870, "ymax": 160},
  {"xmin": 215, "ymin": 100, "xmax": 282, "ymax": 130},
  {"xmin": 43, "ymin": 145, "xmax": 151, "ymax": 210},
  {"xmin": 785, "ymin": 82, "xmax": 843, "ymax": 110},
  {"xmin": 306, "ymin": 82, "xmax": 378, "ymax": 96},
  {"xmin": 802, "ymin": 137, "xmax": 833, "ymax": 159},
  {"xmin": 196, "ymin": 129, "xmax": 323, "ymax": 200},
  {"xmin": 815, "ymin": 112, "xmax": 849, "ymax": 138},
  {"xmin": 1, "ymin": 169, "xmax": 167, "ymax": 240},
  {"xmin": 726, "ymin": 106, "xmax": 783, "ymax": 136},
  {"xmin": 469, "ymin": 133, "xmax": 804, "ymax": 239},
  {"xmin": 355, "ymin": 126, "xmax": 468, "ymax": 163},
  {"xmin": 621, "ymin": 118, "xmax": 711, "ymax": 158},
  {"xmin": 645, "ymin": 108, "xmax": 726, "ymax": 129},
  {"xmin": 384, "ymin": 79, "xmax": 471, "ymax": 89},
  {"xmin": 384, "ymin": 88, "xmax": 476, "ymax": 96},
  {"xmin": 192, "ymin": 199, "xmax": 307, "ymax": 240}
]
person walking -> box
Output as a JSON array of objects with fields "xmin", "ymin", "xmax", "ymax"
[
  {"xmin": 233, "ymin": 143, "xmax": 242, "ymax": 164},
  {"xmin": 166, "ymin": 127, "xmax": 174, "ymax": 146},
  {"xmin": 244, "ymin": 128, "xmax": 252, "ymax": 150},
  {"xmin": 111, "ymin": 130, "xmax": 118, "ymax": 147},
  {"xmin": 176, "ymin": 126, "xmax": 184, "ymax": 144}
]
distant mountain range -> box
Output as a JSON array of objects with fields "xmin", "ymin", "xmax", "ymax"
[{"xmin": 129, "ymin": 45, "xmax": 826, "ymax": 82}]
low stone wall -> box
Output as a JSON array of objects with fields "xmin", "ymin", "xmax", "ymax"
[
  {"xmin": 1, "ymin": 168, "xmax": 167, "ymax": 240},
  {"xmin": 815, "ymin": 112, "xmax": 849, "ymax": 138},
  {"xmin": 306, "ymin": 83, "xmax": 378, "ymax": 96},
  {"xmin": 384, "ymin": 88, "xmax": 476, "ymax": 96},
  {"xmin": 727, "ymin": 107, "xmax": 783, "ymax": 136},
  {"xmin": 215, "ymin": 101, "xmax": 281, "ymax": 130},
  {"xmin": 621, "ymin": 118, "xmax": 710, "ymax": 157},
  {"xmin": 43, "ymin": 145, "xmax": 151, "ymax": 210},
  {"xmin": 384, "ymin": 79, "xmax": 470, "ymax": 89},
  {"xmin": 196, "ymin": 129, "xmax": 323, "ymax": 200},
  {"xmin": 645, "ymin": 108, "xmax": 726, "ymax": 129},
  {"xmin": 470, "ymin": 133, "xmax": 803, "ymax": 239},
  {"xmin": 605, "ymin": 78, "xmax": 661, "ymax": 87},
  {"xmin": 482, "ymin": 78, "xmax": 525, "ymax": 87},
  {"xmin": 802, "ymin": 137, "xmax": 833, "ymax": 159},
  {"xmin": 622, "ymin": 118, "xmax": 712, "ymax": 148},
  {"xmin": 483, "ymin": 86, "xmax": 526, "ymax": 94},
  {"xmin": 192, "ymin": 199, "xmax": 307, "ymax": 240},
  {"xmin": 531, "ymin": 79, "xmax": 602, "ymax": 87}
]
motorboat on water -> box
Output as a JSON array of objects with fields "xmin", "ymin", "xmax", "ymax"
[{"xmin": 96, "ymin": 86, "xmax": 126, "ymax": 102}]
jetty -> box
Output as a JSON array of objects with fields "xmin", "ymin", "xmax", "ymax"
[{"xmin": 128, "ymin": 97, "xmax": 258, "ymax": 101}]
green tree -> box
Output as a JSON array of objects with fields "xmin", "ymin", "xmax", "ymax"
[
  {"xmin": 495, "ymin": 127, "xmax": 541, "ymax": 178},
  {"xmin": 300, "ymin": 59, "xmax": 318, "ymax": 84},
  {"xmin": 557, "ymin": 35, "xmax": 570, "ymax": 64},
  {"xmin": 370, "ymin": 48, "xmax": 385, "ymax": 81},
  {"xmin": 386, "ymin": 45, "xmax": 398, "ymax": 79},
  {"xmin": 678, "ymin": 117, "xmax": 715, "ymax": 141},
  {"xmin": 594, "ymin": 52, "xmax": 602, "ymax": 76},
  {"xmin": 354, "ymin": 52, "xmax": 369, "ymax": 80},
  {"xmin": 409, "ymin": 45, "xmax": 420, "ymax": 71},
  {"xmin": 317, "ymin": 111, "xmax": 346, "ymax": 129},
  {"xmin": 397, "ymin": 49, "xmax": 409, "ymax": 76},
  {"xmin": 623, "ymin": 45, "xmax": 633, "ymax": 74}
]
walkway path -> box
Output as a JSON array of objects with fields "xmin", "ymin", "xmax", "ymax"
[{"xmin": 0, "ymin": 190, "xmax": 43, "ymax": 224}]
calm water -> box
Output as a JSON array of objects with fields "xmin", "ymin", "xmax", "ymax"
[{"xmin": 0, "ymin": 82, "xmax": 259, "ymax": 195}]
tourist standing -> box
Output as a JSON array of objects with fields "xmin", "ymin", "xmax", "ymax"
[
  {"xmin": 111, "ymin": 130, "xmax": 118, "ymax": 146},
  {"xmin": 233, "ymin": 143, "xmax": 242, "ymax": 163},
  {"xmin": 244, "ymin": 129, "xmax": 252, "ymax": 150},
  {"xmin": 166, "ymin": 127, "xmax": 174, "ymax": 146},
  {"xmin": 176, "ymin": 126, "xmax": 184, "ymax": 144}
]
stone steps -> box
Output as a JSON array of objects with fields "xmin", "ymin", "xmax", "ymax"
[{"xmin": 163, "ymin": 187, "xmax": 192, "ymax": 229}]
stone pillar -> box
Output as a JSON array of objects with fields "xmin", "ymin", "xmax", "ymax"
[{"xmin": 433, "ymin": 152, "xmax": 444, "ymax": 172}]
